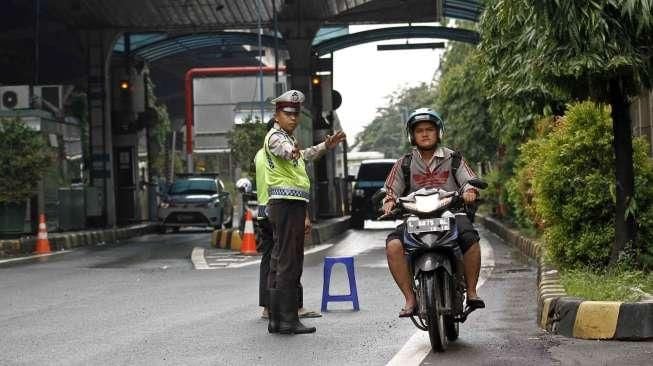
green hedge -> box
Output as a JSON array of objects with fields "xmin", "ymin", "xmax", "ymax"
[
  {"xmin": 508, "ymin": 101, "xmax": 653, "ymax": 269},
  {"xmin": 0, "ymin": 118, "xmax": 52, "ymax": 203}
]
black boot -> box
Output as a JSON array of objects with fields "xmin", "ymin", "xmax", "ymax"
[
  {"xmin": 278, "ymin": 289, "xmax": 316, "ymax": 335},
  {"xmin": 268, "ymin": 289, "xmax": 279, "ymax": 333}
]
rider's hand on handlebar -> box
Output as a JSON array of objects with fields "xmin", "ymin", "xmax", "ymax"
[
  {"xmin": 463, "ymin": 189, "xmax": 477, "ymax": 204},
  {"xmin": 382, "ymin": 200, "xmax": 396, "ymax": 215}
]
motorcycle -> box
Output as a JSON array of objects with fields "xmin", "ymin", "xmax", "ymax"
[{"xmin": 376, "ymin": 178, "xmax": 487, "ymax": 352}]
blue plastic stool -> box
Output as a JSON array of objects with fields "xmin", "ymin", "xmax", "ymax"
[{"xmin": 321, "ymin": 256, "xmax": 360, "ymax": 312}]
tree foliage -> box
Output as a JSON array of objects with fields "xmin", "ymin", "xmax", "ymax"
[
  {"xmin": 435, "ymin": 42, "xmax": 497, "ymax": 165},
  {"xmin": 479, "ymin": 0, "xmax": 653, "ymax": 265},
  {"xmin": 0, "ymin": 118, "xmax": 53, "ymax": 203},
  {"xmin": 353, "ymin": 83, "xmax": 437, "ymax": 159},
  {"xmin": 227, "ymin": 120, "xmax": 268, "ymax": 179},
  {"xmin": 479, "ymin": 0, "xmax": 653, "ymax": 101},
  {"xmin": 509, "ymin": 102, "xmax": 653, "ymax": 269}
]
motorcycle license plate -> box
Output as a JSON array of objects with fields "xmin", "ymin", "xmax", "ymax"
[{"xmin": 406, "ymin": 218, "xmax": 450, "ymax": 234}]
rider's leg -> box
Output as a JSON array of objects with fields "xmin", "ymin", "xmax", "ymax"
[
  {"xmin": 463, "ymin": 242, "xmax": 481, "ymax": 299},
  {"xmin": 386, "ymin": 238, "xmax": 416, "ymax": 310},
  {"xmin": 455, "ymin": 215, "xmax": 482, "ymax": 301}
]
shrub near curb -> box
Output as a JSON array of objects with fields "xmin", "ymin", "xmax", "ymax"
[
  {"xmin": 508, "ymin": 101, "xmax": 653, "ymax": 270},
  {"xmin": 479, "ymin": 215, "xmax": 653, "ymax": 340}
]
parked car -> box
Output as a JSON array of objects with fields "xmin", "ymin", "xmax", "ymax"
[
  {"xmin": 157, "ymin": 173, "xmax": 233, "ymax": 233},
  {"xmin": 350, "ymin": 159, "xmax": 396, "ymax": 229}
]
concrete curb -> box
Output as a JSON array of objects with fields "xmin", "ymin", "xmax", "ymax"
[
  {"xmin": 0, "ymin": 223, "xmax": 158, "ymax": 259},
  {"xmin": 477, "ymin": 214, "xmax": 653, "ymax": 340}
]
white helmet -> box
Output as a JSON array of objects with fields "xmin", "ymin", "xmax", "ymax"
[{"xmin": 235, "ymin": 178, "xmax": 253, "ymax": 193}]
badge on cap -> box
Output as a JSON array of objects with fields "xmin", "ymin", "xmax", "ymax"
[{"xmin": 271, "ymin": 90, "xmax": 305, "ymax": 113}]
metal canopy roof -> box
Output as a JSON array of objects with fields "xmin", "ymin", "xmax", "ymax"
[
  {"xmin": 4, "ymin": 0, "xmax": 481, "ymax": 33},
  {"xmin": 129, "ymin": 32, "xmax": 285, "ymax": 62}
]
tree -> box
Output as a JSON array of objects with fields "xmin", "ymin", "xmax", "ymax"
[
  {"xmin": 435, "ymin": 42, "xmax": 497, "ymax": 166},
  {"xmin": 479, "ymin": 0, "xmax": 653, "ymax": 265},
  {"xmin": 227, "ymin": 119, "xmax": 269, "ymax": 181},
  {"xmin": 354, "ymin": 83, "xmax": 438, "ymax": 158},
  {"xmin": 0, "ymin": 118, "xmax": 52, "ymax": 203}
]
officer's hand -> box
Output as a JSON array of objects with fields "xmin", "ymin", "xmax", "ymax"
[
  {"xmin": 325, "ymin": 130, "xmax": 346, "ymax": 149},
  {"xmin": 291, "ymin": 146, "xmax": 300, "ymax": 160},
  {"xmin": 304, "ymin": 216, "xmax": 312, "ymax": 235},
  {"xmin": 463, "ymin": 189, "xmax": 477, "ymax": 204},
  {"xmin": 382, "ymin": 200, "xmax": 396, "ymax": 215}
]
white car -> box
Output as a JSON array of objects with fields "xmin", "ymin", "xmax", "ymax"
[{"xmin": 158, "ymin": 174, "xmax": 233, "ymax": 233}]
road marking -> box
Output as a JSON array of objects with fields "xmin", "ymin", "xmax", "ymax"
[
  {"xmin": 0, "ymin": 250, "xmax": 72, "ymax": 264},
  {"xmin": 229, "ymin": 244, "xmax": 333, "ymax": 268},
  {"xmin": 191, "ymin": 244, "xmax": 334, "ymax": 270},
  {"xmin": 387, "ymin": 235, "xmax": 495, "ymax": 365},
  {"xmin": 191, "ymin": 247, "xmax": 210, "ymax": 270}
]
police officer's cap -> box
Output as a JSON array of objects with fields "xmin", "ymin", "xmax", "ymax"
[{"xmin": 271, "ymin": 90, "xmax": 305, "ymax": 113}]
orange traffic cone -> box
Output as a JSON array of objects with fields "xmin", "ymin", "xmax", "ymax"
[
  {"xmin": 34, "ymin": 214, "xmax": 52, "ymax": 254},
  {"xmin": 240, "ymin": 210, "xmax": 258, "ymax": 255}
]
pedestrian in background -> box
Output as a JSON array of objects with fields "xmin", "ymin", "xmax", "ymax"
[{"xmin": 264, "ymin": 90, "xmax": 346, "ymax": 335}]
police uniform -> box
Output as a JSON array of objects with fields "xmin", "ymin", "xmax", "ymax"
[
  {"xmin": 264, "ymin": 90, "xmax": 327, "ymax": 334},
  {"xmin": 254, "ymin": 147, "xmax": 274, "ymax": 310}
]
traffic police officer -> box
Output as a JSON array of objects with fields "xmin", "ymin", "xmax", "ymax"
[
  {"xmin": 254, "ymin": 120, "xmax": 322, "ymax": 321},
  {"xmin": 264, "ymin": 90, "xmax": 345, "ymax": 335}
]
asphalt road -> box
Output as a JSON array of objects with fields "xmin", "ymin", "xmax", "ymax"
[{"xmin": 1, "ymin": 224, "xmax": 651, "ymax": 365}]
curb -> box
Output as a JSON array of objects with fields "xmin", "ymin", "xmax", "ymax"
[
  {"xmin": 212, "ymin": 228, "xmax": 242, "ymax": 250},
  {"xmin": 0, "ymin": 223, "xmax": 158, "ymax": 259},
  {"xmin": 477, "ymin": 214, "xmax": 653, "ymax": 340}
]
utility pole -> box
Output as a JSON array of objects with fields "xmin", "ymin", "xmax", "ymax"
[{"xmin": 257, "ymin": 0, "xmax": 264, "ymax": 123}]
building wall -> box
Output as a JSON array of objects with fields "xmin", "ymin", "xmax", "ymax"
[{"xmin": 630, "ymin": 89, "xmax": 653, "ymax": 157}]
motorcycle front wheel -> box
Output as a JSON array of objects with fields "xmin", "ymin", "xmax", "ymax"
[{"xmin": 422, "ymin": 271, "xmax": 448, "ymax": 352}]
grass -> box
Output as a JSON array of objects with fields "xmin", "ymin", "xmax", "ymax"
[{"xmin": 560, "ymin": 266, "xmax": 653, "ymax": 302}]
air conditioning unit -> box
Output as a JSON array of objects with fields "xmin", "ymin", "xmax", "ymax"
[
  {"xmin": 34, "ymin": 85, "xmax": 63, "ymax": 110},
  {"xmin": 0, "ymin": 85, "xmax": 30, "ymax": 111}
]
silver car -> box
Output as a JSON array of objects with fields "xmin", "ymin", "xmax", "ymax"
[{"xmin": 158, "ymin": 174, "xmax": 233, "ymax": 232}]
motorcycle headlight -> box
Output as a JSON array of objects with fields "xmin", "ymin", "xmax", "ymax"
[{"xmin": 354, "ymin": 189, "xmax": 365, "ymax": 197}]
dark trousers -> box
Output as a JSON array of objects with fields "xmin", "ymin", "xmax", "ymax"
[
  {"xmin": 257, "ymin": 218, "xmax": 274, "ymax": 307},
  {"xmin": 258, "ymin": 216, "xmax": 305, "ymax": 308},
  {"xmin": 267, "ymin": 199, "xmax": 306, "ymax": 293}
]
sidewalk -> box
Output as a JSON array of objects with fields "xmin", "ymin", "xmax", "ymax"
[
  {"xmin": 477, "ymin": 214, "xmax": 653, "ymax": 340},
  {"xmin": 0, "ymin": 222, "xmax": 158, "ymax": 259}
]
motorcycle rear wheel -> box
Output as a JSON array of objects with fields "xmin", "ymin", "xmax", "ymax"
[{"xmin": 423, "ymin": 271, "xmax": 448, "ymax": 352}]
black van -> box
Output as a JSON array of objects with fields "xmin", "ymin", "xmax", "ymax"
[{"xmin": 350, "ymin": 159, "xmax": 396, "ymax": 229}]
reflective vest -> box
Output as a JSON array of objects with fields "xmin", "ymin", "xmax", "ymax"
[
  {"xmin": 254, "ymin": 148, "xmax": 269, "ymax": 218},
  {"xmin": 263, "ymin": 128, "xmax": 311, "ymax": 201}
]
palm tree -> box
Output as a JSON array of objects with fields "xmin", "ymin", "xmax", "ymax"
[{"xmin": 479, "ymin": 0, "xmax": 653, "ymax": 264}]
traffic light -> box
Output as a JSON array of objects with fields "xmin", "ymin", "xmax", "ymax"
[{"xmin": 311, "ymin": 74, "xmax": 322, "ymax": 111}]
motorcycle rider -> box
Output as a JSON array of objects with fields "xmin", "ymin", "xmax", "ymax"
[{"xmin": 382, "ymin": 108, "xmax": 485, "ymax": 317}]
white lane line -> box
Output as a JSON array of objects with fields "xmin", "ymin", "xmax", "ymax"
[
  {"xmin": 387, "ymin": 236, "xmax": 495, "ymax": 365},
  {"xmin": 0, "ymin": 250, "xmax": 72, "ymax": 264},
  {"xmin": 191, "ymin": 247, "xmax": 210, "ymax": 270},
  {"xmin": 228, "ymin": 244, "xmax": 334, "ymax": 268}
]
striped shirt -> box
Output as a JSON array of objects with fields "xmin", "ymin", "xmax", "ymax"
[
  {"xmin": 267, "ymin": 123, "xmax": 327, "ymax": 161},
  {"xmin": 384, "ymin": 147, "xmax": 477, "ymax": 202}
]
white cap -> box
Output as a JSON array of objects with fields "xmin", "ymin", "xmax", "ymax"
[{"xmin": 271, "ymin": 90, "xmax": 305, "ymax": 113}]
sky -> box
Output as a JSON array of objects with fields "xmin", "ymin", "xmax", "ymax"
[{"xmin": 332, "ymin": 24, "xmax": 447, "ymax": 143}]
